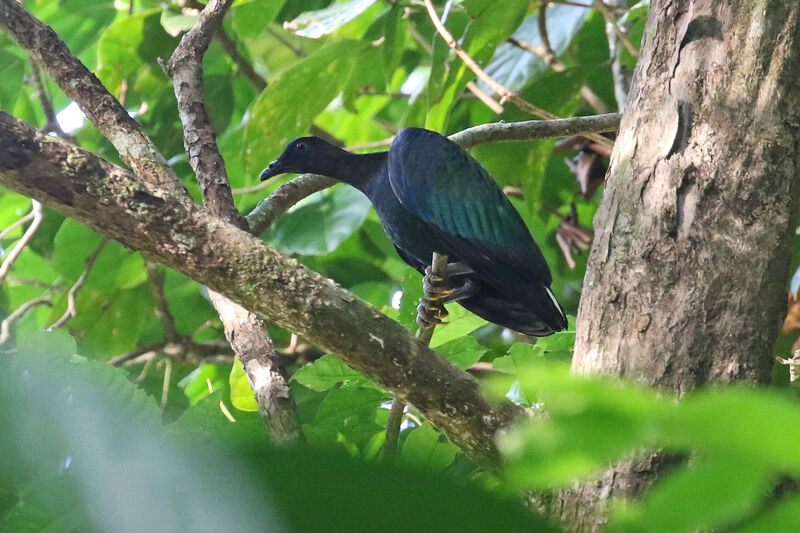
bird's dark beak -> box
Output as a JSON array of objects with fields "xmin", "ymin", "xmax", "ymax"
[{"xmin": 259, "ymin": 160, "xmax": 282, "ymax": 181}]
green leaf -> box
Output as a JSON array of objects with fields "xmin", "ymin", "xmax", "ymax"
[
  {"xmin": 0, "ymin": 49, "xmax": 25, "ymax": 112},
  {"xmin": 52, "ymin": 219, "xmax": 103, "ymax": 281},
  {"xmin": 662, "ymin": 388, "xmax": 800, "ymax": 472},
  {"xmin": 433, "ymin": 335, "xmax": 487, "ymax": 370},
  {"xmin": 429, "ymin": 304, "xmax": 488, "ymax": 347},
  {"xmin": 483, "ymin": 5, "xmax": 591, "ymax": 93},
  {"xmin": 426, "ymin": 1, "xmax": 528, "ymax": 130},
  {"xmin": 401, "ymin": 423, "xmax": 460, "ymax": 471},
  {"xmin": 382, "ymin": 5, "xmax": 405, "ymax": 85},
  {"xmin": 735, "ymin": 495, "xmax": 800, "ymax": 533},
  {"xmin": 97, "ymin": 10, "xmax": 177, "ymax": 96},
  {"xmin": 610, "ymin": 457, "xmax": 770, "ymax": 533},
  {"xmin": 264, "ymin": 185, "xmax": 371, "ymax": 255},
  {"xmin": 310, "ymin": 385, "xmax": 384, "ymax": 448},
  {"xmin": 243, "ymin": 39, "xmax": 369, "ymax": 177},
  {"xmin": 292, "ymin": 354, "xmax": 373, "ymax": 391},
  {"xmin": 287, "ymin": 0, "xmax": 378, "ymax": 39},
  {"xmin": 397, "ymin": 268, "xmax": 424, "ymax": 331},
  {"xmin": 232, "ymin": 0, "xmax": 288, "ymax": 38},
  {"xmin": 160, "ymin": 6, "xmax": 199, "ymax": 36},
  {"xmin": 179, "ymin": 364, "xmax": 226, "ymax": 405},
  {"xmin": 230, "ymin": 359, "xmax": 260, "ymax": 412},
  {"xmin": 493, "ymin": 343, "xmax": 545, "ymax": 375},
  {"xmin": 32, "ymin": 0, "xmax": 116, "ymax": 69}
]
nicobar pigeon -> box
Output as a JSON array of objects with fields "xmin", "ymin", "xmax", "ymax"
[{"xmin": 260, "ymin": 127, "xmax": 567, "ymax": 336}]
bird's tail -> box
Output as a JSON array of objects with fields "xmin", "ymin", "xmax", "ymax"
[{"xmin": 536, "ymin": 285, "xmax": 568, "ymax": 332}]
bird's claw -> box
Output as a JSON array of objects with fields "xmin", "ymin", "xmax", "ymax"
[
  {"xmin": 416, "ymin": 298, "xmax": 449, "ymax": 327},
  {"xmin": 422, "ymin": 266, "xmax": 454, "ymax": 302}
]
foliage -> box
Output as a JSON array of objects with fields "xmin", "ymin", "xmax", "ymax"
[
  {"xmin": 0, "ymin": 333, "xmax": 556, "ymax": 532},
  {"xmin": 2, "ymin": 0, "xmax": 798, "ymax": 530},
  {"xmin": 488, "ymin": 361, "xmax": 800, "ymax": 532}
]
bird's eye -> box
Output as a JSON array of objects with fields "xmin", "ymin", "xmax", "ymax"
[{"xmin": 296, "ymin": 143, "xmax": 306, "ymax": 151}]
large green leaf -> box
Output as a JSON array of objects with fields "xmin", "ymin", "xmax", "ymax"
[
  {"xmin": 291, "ymin": 354, "xmax": 373, "ymax": 391},
  {"xmin": 401, "ymin": 422, "xmax": 460, "ymax": 471},
  {"xmin": 231, "ymin": 0, "xmax": 287, "ymax": 38},
  {"xmin": 0, "ymin": 48, "xmax": 25, "ymax": 112},
  {"xmin": 309, "ymin": 385, "xmax": 384, "ymax": 448},
  {"xmin": 286, "ymin": 0, "xmax": 378, "ymax": 39},
  {"xmin": 97, "ymin": 10, "xmax": 177, "ymax": 97},
  {"xmin": 243, "ymin": 39, "xmax": 369, "ymax": 177},
  {"xmin": 30, "ymin": 0, "xmax": 116, "ymax": 70},
  {"xmin": 264, "ymin": 185, "xmax": 371, "ymax": 255},
  {"xmin": 483, "ymin": 4, "xmax": 591, "ymax": 93}
]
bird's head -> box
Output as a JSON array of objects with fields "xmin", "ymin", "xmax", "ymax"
[{"xmin": 259, "ymin": 137, "xmax": 342, "ymax": 181}]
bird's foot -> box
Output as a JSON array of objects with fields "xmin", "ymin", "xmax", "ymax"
[
  {"xmin": 422, "ymin": 271, "xmax": 455, "ymax": 302},
  {"xmin": 416, "ymin": 298, "xmax": 449, "ymax": 328}
]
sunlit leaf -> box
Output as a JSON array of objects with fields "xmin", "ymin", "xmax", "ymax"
[
  {"xmin": 286, "ymin": 0, "xmax": 378, "ymax": 39},
  {"xmin": 230, "ymin": 359, "xmax": 259, "ymax": 412}
]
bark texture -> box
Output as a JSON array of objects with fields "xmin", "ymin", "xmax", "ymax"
[
  {"xmin": 0, "ymin": 0, "xmax": 189, "ymax": 200},
  {"xmin": 161, "ymin": 0, "xmax": 303, "ymax": 444},
  {"xmin": 546, "ymin": 1, "xmax": 800, "ymax": 530},
  {"xmin": 0, "ymin": 112, "xmax": 519, "ymax": 467}
]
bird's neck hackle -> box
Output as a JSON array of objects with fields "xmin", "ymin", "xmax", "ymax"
[{"xmin": 325, "ymin": 150, "xmax": 387, "ymax": 191}]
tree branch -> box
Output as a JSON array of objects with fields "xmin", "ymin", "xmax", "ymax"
[
  {"xmin": 450, "ymin": 113, "xmax": 620, "ymax": 149},
  {"xmin": 162, "ymin": 0, "xmax": 242, "ymax": 228},
  {"xmin": 0, "ymin": 112, "xmax": 518, "ymax": 467},
  {"xmin": 247, "ymin": 174, "xmax": 337, "ymax": 236},
  {"xmin": 163, "ymin": 0, "xmax": 303, "ymax": 443},
  {"xmin": 0, "ymin": 0, "xmax": 191, "ymax": 200}
]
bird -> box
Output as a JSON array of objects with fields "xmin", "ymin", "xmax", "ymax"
[{"xmin": 259, "ymin": 127, "xmax": 567, "ymax": 336}]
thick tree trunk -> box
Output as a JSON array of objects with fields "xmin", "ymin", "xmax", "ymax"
[{"xmin": 544, "ymin": 1, "xmax": 800, "ymax": 530}]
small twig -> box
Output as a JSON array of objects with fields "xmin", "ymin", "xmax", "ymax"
[
  {"xmin": 161, "ymin": 358, "xmax": 173, "ymax": 415},
  {"xmin": 424, "ymin": 0, "xmax": 612, "ymax": 148},
  {"xmin": 267, "ymin": 27, "xmax": 308, "ymax": 58},
  {"xmin": 5, "ymin": 276, "xmax": 52, "ymax": 288},
  {"xmin": 384, "ymin": 252, "xmax": 449, "ymax": 461},
  {"xmin": 594, "ymin": 0, "xmax": 633, "ymax": 110},
  {"xmin": 215, "ymin": 27, "xmax": 267, "ymax": 91},
  {"xmin": 28, "ymin": 59, "xmax": 70, "ymax": 138},
  {"xmin": 0, "ymin": 210, "xmax": 35, "ymax": 240},
  {"xmin": 0, "ymin": 200, "xmax": 43, "ymax": 284},
  {"xmin": 49, "ymin": 239, "xmax": 107, "ymax": 329},
  {"xmin": 593, "ymin": 0, "xmax": 639, "ymax": 58},
  {"xmin": 409, "ymin": 24, "xmax": 504, "ymax": 115},
  {"xmin": 0, "ymin": 296, "xmax": 52, "ymax": 345},
  {"xmin": 450, "ymin": 113, "xmax": 620, "ymax": 149},
  {"xmin": 507, "ymin": 35, "xmax": 608, "ymax": 114},
  {"xmin": 423, "ymin": 1, "xmax": 553, "ymax": 118},
  {"xmin": 537, "ymin": 2, "xmax": 565, "ymax": 72},
  {"xmin": 109, "ymin": 338, "xmax": 237, "ymax": 367},
  {"xmin": 145, "ymin": 261, "xmax": 179, "ymax": 341}
]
